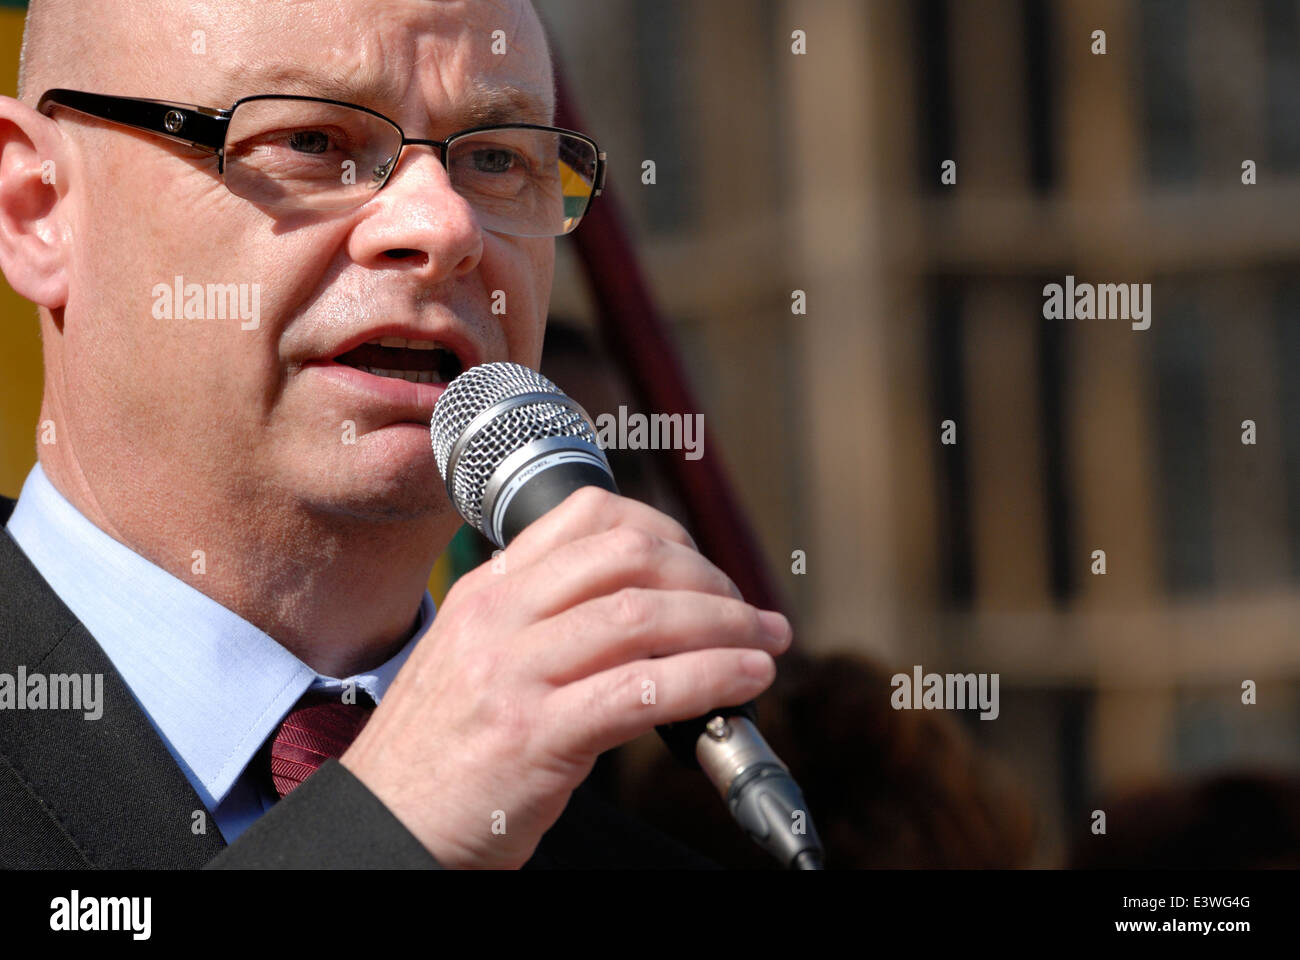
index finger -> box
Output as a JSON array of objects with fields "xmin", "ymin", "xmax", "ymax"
[{"xmin": 503, "ymin": 486, "xmax": 699, "ymax": 568}]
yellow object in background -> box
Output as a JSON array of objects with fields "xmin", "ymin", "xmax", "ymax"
[{"xmin": 0, "ymin": 6, "xmax": 41, "ymax": 503}]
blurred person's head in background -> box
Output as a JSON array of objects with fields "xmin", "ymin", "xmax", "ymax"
[
  {"xmin": 0, "ymin": 0, "xmax": 568, "ymax": 675},
  {"xmin": 1069, "ymin": 771, "xmax": 1300, "ymax": 869},
  {"xmin": 621, "ymin": 652, "xmax": 1038, "ymax": 869}
]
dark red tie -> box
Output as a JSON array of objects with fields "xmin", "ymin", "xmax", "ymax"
[{"xmin": 269, "ymin": 690, "xmax": 375, "ymax": 798}]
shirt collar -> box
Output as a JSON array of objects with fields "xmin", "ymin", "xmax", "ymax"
[{"xmin": 5, "ymin": 463, "xmax": 432, "ymax": 810}]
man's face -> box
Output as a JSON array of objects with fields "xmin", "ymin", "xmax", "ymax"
[{"xmin": 59, "ymin": 0, "xmax": 554, "ymax": 525}]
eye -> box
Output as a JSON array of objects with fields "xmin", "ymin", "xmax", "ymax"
[
  {"xmin": 288, "ymin": 130, "xmax": 331, "ymax": 154},
  {"xmin": 470, "ymin": 148, "xmax": 518, "ymax": 174}
]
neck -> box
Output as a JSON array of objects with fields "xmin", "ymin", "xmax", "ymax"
[{"xmin": 37, "ymin": 449, "xmax": 457, "ymax": 679}]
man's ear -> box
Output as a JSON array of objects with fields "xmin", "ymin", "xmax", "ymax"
[{"xmin": 0, "ymin": 94, "xmax": 70, "ymax": 309}]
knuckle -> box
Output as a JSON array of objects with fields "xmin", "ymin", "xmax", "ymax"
[
  {"xmin": 723, "ymin": 597, "xmax": 760, "ymax": 635},
  {"xmin": 566, "ymin": 484, "xmax": 614, "ymax": 517},
  {"xmin": 575, "ymin": 667, "xmax": 640, "ymax": 736},
  {"xmin": 606, "ymin": 665, "xmax": 644, "ymax": 710},
  {"xmin": 608, "ymin": 586, "xmax": 654, "ymax": 632},
  {"xmin": 605, "ymin": 524, "xmax": 659, "ymax": 562},
  {"xmin": 688, "ymin": 653, "xmax": 731, "ymax": 702}
]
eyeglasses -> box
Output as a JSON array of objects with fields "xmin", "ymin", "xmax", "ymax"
[{"xmin": 37, "ymin": 89, "xmax": 606, "ymax": 238}]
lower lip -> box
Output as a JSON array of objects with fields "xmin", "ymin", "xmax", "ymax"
[{"xmin": 303, "ymin": 360, "xmax": 449, "ymax": 418}]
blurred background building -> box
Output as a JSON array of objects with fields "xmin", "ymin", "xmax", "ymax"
[
  {"xmin": 535, "ymin": 0, "xmax": 1300, "ymax": 864},
  {"xmin": 0, "ymin": 0, "xmax": 1296, "ymax": 866}
]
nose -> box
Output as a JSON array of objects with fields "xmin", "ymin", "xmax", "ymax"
[{"xmin": 346, "ymin": 143, "xmax": 484, "ymax": 280}]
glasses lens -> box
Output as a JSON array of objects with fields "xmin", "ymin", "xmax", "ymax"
[
  {"xmin": 447, "ymin": 128, "xmax": 598, "ymax": 237},
  {"xmin": 223, "ymin": 98, "xmax": 401, "ymax": 210}
]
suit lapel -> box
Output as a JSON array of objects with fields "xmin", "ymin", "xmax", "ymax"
[
  {"xmin": 0, "ymin": 497, "xmax": 226, "ymax": 868},
  {"xmin": 1, "ymin": 495, "xmax": 717, "ymax": 869}
]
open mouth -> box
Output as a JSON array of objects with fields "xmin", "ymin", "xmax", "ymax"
[{"xmin": 333, "ymin": 337, "xmax": 464, "ymax": 384}]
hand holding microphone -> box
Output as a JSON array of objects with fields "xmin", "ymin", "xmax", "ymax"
[{"xmin": 341, "ymin": 363, "xmax": 820, "ymax": 869}]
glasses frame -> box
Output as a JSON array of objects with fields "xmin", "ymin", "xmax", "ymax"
[{"xmin": 36, "ymin": 88, "xmax": 607, "ymax": 233}]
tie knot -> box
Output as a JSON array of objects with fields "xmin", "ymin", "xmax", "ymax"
[{"xmin": 268, "ymin": 690, "xmax": 375, "ymax": 799}]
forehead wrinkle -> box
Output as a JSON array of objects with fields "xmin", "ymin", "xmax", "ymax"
[
  {"xmin": 221, "ymin": 67, "xmax": 551, "ymax": 130},
  {"xmin": 405, "ymin": 0, "xmax": 555, "ymax": 125},
  {"xmin": 213, "ymin": 1, "xmax": 555, "ymax": 129},
  {"xmin": 220, "ymin": 62, "xmax": 401, "ymax": 109}
]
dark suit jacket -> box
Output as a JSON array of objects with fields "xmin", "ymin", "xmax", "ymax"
[{"xmin": 0, "ymin": 494, "xmax": 717, "ymax": 869}]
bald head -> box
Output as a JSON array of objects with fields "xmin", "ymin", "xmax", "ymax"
[
  {"xmin": 19, "ymin": 0, "xmax": 67, "ymax": 102},
  {"xmin": 18, "ymin": 0, "xmax": 551, "ymax": 109},
  {"xmin": 18, "ymin": 0, "xmax": 156, "ymax": 104}
]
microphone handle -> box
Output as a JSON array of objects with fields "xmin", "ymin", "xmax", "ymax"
[{"xmin": 654, "ymin": 703, "xmax": 757, "ymax": 769}]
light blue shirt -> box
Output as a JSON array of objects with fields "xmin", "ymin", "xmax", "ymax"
[{"xmin": 4, "ymin": 463, "xmax": 432, "ymax": 844}]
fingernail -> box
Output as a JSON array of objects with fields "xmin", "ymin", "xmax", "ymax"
[{"xmin": 742, "ymin": 650, "xmax": 774, "ymax": 678}]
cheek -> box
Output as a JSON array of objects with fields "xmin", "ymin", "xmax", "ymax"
[
  {"xmin": 72, "ymin": 163, "xmax": 343, "ymax": 421},
  {"xmin": 483, "ymin": 239, "xmax": 553, "ymax": 368}
]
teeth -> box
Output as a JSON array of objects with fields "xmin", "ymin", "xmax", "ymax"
[
  {"xmin": 357, "ymin": 366, "xmax": 438, "ymax": 384},
  {"xmin": 365, "ymin": 337, "xmax": 440, "ymax": 350}
]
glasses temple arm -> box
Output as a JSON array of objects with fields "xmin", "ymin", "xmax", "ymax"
[{"xmin": 37, "ymin": 89, "xmax": 228, "ymax": 153}]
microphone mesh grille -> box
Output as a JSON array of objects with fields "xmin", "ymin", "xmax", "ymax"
[{"xmin": 430, "ymin": 362, "xmax": 599, "ymax": 531}]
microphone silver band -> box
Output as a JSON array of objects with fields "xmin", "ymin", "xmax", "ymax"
[
  {"xmin": 482, "ymin": 438, "xmax": 611, "ymax": 545},
  {"xmin": 443, "ymin": 390, "xmax": 593, "ymax": 503}
]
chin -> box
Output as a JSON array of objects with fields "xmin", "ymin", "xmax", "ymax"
[
  {"xmin": 311, "ymin": 482, "xmax": 452, "ymax": 526},
  {"xmin": 281, "ymin": 431, "xmax": 452, "ymax": 524}
]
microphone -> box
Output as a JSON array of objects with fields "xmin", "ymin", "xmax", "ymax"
[{"xmin": 431, "ymin": 362, "xmax": 824, "ymax": 870}]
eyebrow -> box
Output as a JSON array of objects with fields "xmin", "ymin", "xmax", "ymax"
[
  {"xmin": 224, "ymin": 66, "xmax": 554, "ymax": 128},
  {"xmin": 460, "ymin": 81, "xmax": 554, "ymax": 127}
]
